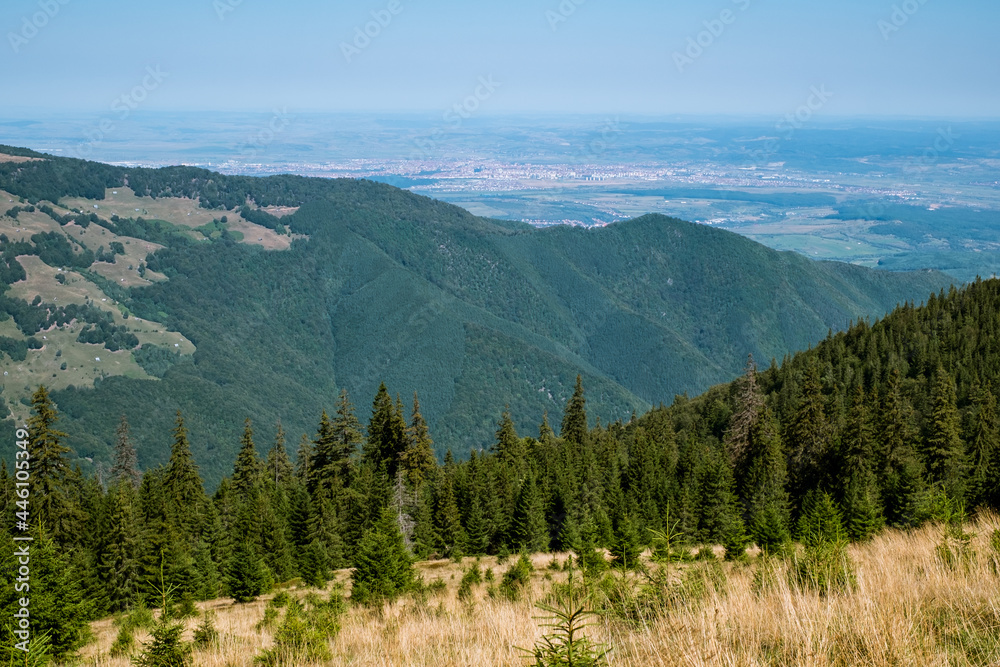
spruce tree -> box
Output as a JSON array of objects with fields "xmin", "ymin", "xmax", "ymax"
[
  {"xmin": 465, "ymin": 493, "xmax": 490, "ymax": 556},
  {"xmin": 878, "ymin": 368, "xmax": 925, "ymax": 526},
  {"xmin": 432, "ymin": 468, "xmax": 466, "ymax": 558},
  {"xmin": 968, "ymin": 383, "xmax": 999, "ymax": 507},
  {"xmin": 111, "ymin": 414, "xmax": 141, "ymax": 488},
  {"xmin": 310, "ymin": 409, "xmax": 351, "ymax": 493},
  {"xmin": 331, "ymin": 389, "xmax": 363, "ymax": 471},
  {"xmin": 2, "ymin": 526, "xmax": 91, "ymax": 660},
  {"xmin": 27, "ymin": 386, "xmax": 73, "ymax": 541},
  {"xmin": 608, "ymin": 511, "xmax": 642, "ymax": 569},
  {"xmin": 401, "ymin": 392, "xmax": 437, "ymax": 488},
  {"xmin": 494, "ymin": 408, "xmax": 527, "ymax": 470},
  {"xmin": 725, "ymin": 354, "xmax": 764, "ymax": 465},
  {"xmin": 231, "ymin": 419, "xmax": 261, "ymax": 497},
  {"xmin": 164, "ymin": 412, "xmax": 205, "ymax": 538},
  {"xmin": 265, "ymin": 421, "xmax": 294, "ymax": 487},
  {"xmin": 228, "ymin": 508, "xmax": 267, "ymax": 603},
  {"xmin": 744, "ymin": 408, "xmax": 791, "ymax": 554},
  {"xmin": 787, "ymin": 360, "xmax": 831, "ymax": 500},
  {"xmin": 295, "ymin": 433, "xmax": 313, "ymax": 485},
  {"xmin": 350, "ymin": 507, "xmax": 415, "ymax": 606},
  {"xmin": 924, "ymin": 365, "xmax": 966, "ymax": 498},
  {"xmin": 843, "ymin": 383, "xmax": 875, "ymax": 473},
  {"xmin": 99, "ymin": 481, "xmax": 141, "ymax": 612},
  {"xmin": 844, "ymin": 468, "xmax": 884, "ymax": 542},
  {"xmin": 366, "ymin": 383, "xmax": 409, "ymax": 478},
  {"xmin": 798, "ymin": 491, "xmax": 846, "ymax": 547},
  {"xmin": 539, "ymin": 411, "xmax": 556, "ymax": 445},
  {"xmin": 561, "ymin": 375, "xmax": 588, "ymax": 444},
  {"xmin": 511, "ymin": 472, "xmax": 549, "ymax": 553}
]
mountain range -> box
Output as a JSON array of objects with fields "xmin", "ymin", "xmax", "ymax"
[{"xmin": 0, "ymin": 145, "xmax": 952, "ymax": 483}]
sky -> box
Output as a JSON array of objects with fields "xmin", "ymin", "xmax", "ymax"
[{"xmin": 0, "ymin": 0, "xmax": 998, "ymax": 119}]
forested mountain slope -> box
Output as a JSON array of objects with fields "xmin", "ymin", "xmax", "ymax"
[{"xmin": 0, "ymin": 145, "xmax": 952, "ymax": 482}]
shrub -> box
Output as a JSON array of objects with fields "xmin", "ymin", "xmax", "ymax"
[
  {"xmin": 253, "ymin": 603, "xmax": 332, "ymax": 666},
  {"xmin": 458, "ymin": 563, "xmax": 483, "ymax": 601},
  {"xmin": 110, "ymin": 627, "xmax": 136, "ymax": 658},
  {"xmin": 192, "ymin": 611, "xmax": 219, "ymax": 649},
  {"xmin": 497, "ymin": 553, "xmax": 534, "ymax": 601},
  {"xmin": 175, "ymin": 592, "xmax": 198, "ymax": 619},
  {"xmin": 790, "ymin": 541, "xmax": 856, "ymax": 595},
  {"xmin": 116, "ymin": 604, "xmax": 155, "ymax": 632}
]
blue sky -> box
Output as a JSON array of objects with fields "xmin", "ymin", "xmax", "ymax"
[{"xmin": 1, "ymin": 0, "xmax": 997, "ymax": 117}]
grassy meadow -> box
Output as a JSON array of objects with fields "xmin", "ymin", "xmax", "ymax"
[{"xmin": 82, "ymin": 514, "xmax": 1000, "ymax": 666}]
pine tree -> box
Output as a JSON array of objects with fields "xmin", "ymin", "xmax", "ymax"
[
  {"xmin": 968, "ymin": 383, "xmax": 999, "ymax": 507},
  {"xmin": 164, "ymin": 411, "xmax": 205, "ymax": 538},
  {"xmin": 494, "ymin": 408, "xmax": 526, "ymax": 468},
  {"xmin": 401, "ymin": 392, "xmax": 437, "ymax": 488},
  {"xmin": 432, "ymin": 468, "xmax": 466, "ymax": 558},
  {"xmin": 295, "ymin": 433, "xmax": 313, "ymax": 485},
  {"xmin": 350, "ymin": 507, "xmax": 415, "ymax": 606},
  {"xmin": 99, "ymin": 481, "xmax": 141, "ymax": 612},
  {"xmin": 228, "ymin": 507, "xmax": 267, "ymax": 603},
  {"xmin": 787, "ymin": 360, "xmax": 831, "ymax": 499},
  {"xmin": 539, "ymin": 411, "xmax": 556, "ymax": 445},
  {"xmin": 365, "ymin": 383, "xmax": 409, "ymax": 478},
  {"xmin": 608, "ymin": 511, "xmax": 642, "ymax": 569},
  {"xmin": 231, "ymin": 419, "xmax": 261, "ymax": 497},
  {"xmin": 27, "ymin": 386, "xmax": 73, "ymax": 541},
  {"xmin": 265, "ymin": 421, "xmax": 294, "ymax": 487},
  {"xmin": 798, "ymin": 491, "xmax": 846, "ymax": 547},
  {"xmin": 878, "ymin": 368, "xmax": 925, "ymax": 526},
  {"xmin": 110, "ymin": 414, "xmax": 141, "ymax": 488},
  {"xmin": 744, "ymin": 408, "xmax": 791, "ymax": 554},
  {"xmin": 924, "ymin": 365, "xmax": 966, "ymax": 498},
  {"xmin": 561, "ymin": 375, "xmax": 588, "ymax": 444},
  {"xmin": 465, "ymin": 493, "xmax": 490, "ymax": 555},
  {"xmin": 844, "ymin": 468, "xmax": 884, "ymax": 542},
  {"xmin": 511, "ymin": 472, "xmax": 549, "ymax": 553},
  {"xmin": 726, "ymin": 354, "xmax": 764, "ymax": 465}
]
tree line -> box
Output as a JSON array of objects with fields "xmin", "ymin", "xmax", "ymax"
[{"xmin": 4, "ymin": 278, "xmax": 1000, "ymax": 661}]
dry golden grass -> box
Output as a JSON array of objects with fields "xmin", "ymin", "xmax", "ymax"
[
  {"xmin": 77, "ymin": 515, "xmax": 1000, "ymax": 666},
  {"xmin": 0, "ymin": 153, "xmax": 43, "ymax": 163}
]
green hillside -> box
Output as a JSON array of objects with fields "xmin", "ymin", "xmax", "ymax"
[{"xmin": 0, "ymin": 146, "xmax": 953, "ymax": 484}]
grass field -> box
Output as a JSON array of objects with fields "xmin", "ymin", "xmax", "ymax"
[
  {"xmin": 0, "ymin": 184, "xmax": 307, "ymax": 421},
  {"xmin": 0, "ymin": 255, "xmax": 194, "ymax": 423},
  {"xmin": 79, "ymin": 514, "xmax": 1000, "ymax": 666}
]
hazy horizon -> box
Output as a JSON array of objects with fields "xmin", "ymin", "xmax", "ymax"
[{"xmin": 2, "ymin": 0, "xmax": 998, "ymax": 118}]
